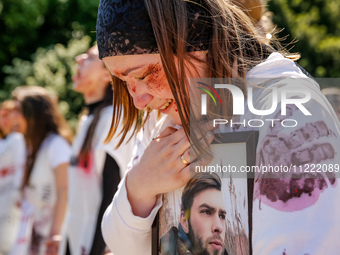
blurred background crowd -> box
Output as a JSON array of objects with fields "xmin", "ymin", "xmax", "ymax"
[{"xmin": 0, "ymin": 0, "xmax": 339, "ymax": 255}]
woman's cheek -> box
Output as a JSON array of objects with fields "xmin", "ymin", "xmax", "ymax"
[
  {"xmin": 145, "ymin": 70, "xmax": 170, "ymax": 95},
  {"xmin": 126, "ymin": 79, "xmax": 137, "ymax": 94},
  {"xmin": 130, "ymin": 83, "xmax": 137, "ymax": 93}
]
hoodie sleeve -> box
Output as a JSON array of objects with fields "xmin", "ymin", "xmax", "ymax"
[{"xmin": 101, "ymin": 112, "xmax": 164, "ymax": 255}]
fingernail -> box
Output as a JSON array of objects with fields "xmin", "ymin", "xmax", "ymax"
[
  {"xmin": 209, "ymin": 121, "xmax": 214, "ymax": 127},
  {"xmin": 206, "ymin": 132, "xmax": 212, "ymax": 139}
]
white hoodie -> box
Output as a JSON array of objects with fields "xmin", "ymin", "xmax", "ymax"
[{"xmin": 102, "ymin": 53, "xmax": 340, "ymax": 255}]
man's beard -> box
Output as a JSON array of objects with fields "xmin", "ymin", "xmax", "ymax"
[{"xmin": 187, "ymin": 220, "xmax": 224, "ymax": 255}]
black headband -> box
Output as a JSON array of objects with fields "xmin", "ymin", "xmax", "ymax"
[{"xmin": 96, "ymin": 0, "xmax": 211, "ymax": 59}]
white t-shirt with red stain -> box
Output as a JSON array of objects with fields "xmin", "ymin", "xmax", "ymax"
[
  {"xmin": 25, "ymin": 134, "xmax": 71, "ymax": 241},
  {"xmin": 0, "ymin": 132, "xmax": 26, "ymax": 254}
]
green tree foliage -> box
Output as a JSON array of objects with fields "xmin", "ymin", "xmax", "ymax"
[
  {"xmin": 0, "ymin": 0, "xmax": 100, "ymax": 128},
  {"xmin": 0, "ymin": 0, "xmax": 100, "ymax": 85},
  {"xmin": 1, "ymin": 36, "xmax": 92, "ymax": 130},
  {"xmin": 1, "ymin": 0, "xmax": 340, "ymax": 129},
  {"xmin": 267, "ymin": 0, "xmax": 340, "ymax": 78}
]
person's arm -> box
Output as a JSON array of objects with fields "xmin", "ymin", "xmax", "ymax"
[
  {"xmin": 89, "ymin": 153, "xmax": 120, "ymax": 255},
  {"xmin": 102, "ymin": 174, "xmax": 163, "ymax": 255},
  {"xmin": 45, "ymin": 162, "xmax": 68, "ymax": 255}
]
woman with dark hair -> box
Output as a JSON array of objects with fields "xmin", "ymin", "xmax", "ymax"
[
  {"xmin": 12, "ymin": 86, "xmax": 72, "ymax": 255},
  {"xmin": 96, "ymin": 0, "xmax": 340, "ymax": 254},
  {"xmin": 58, "ymin": 45, "xmax": 135, "ymax": 255}
]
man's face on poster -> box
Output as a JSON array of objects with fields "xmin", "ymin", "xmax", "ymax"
[{"xmin": 182, "ymin": 188, "xmax": 226, "ymax": 255}]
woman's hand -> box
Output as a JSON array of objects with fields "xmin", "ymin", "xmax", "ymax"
[
  {"xmin": 126, "ymin": 122, "xmax": 215, "ymax": 217},
  {"xmin": 44, "ymin": 235, "xmax": 62, "ymax": 255}
]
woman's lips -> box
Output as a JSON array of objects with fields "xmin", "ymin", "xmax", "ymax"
[
  {"xmin": 159, "ymin": 99, "xmax": 174, "ymax": 114},
  {"xmin": 159, "ymin": 99, "xmax": 173, "ymax": 110}
]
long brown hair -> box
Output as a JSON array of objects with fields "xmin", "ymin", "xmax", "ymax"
[
  {"xmin": 106, "ymin": 0, "xmax": 297, "ymax": 147},
  {"xmin": 12, "ymin": 86, "xmax": 73, "ymax": 188},
  {"xmin": 104, "ymin": 76, "xmax": 144, "ymax": 147}
]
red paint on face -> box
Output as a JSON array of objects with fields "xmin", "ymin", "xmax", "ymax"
[
  {"xmin": 145, "ymin": 63, "xmax": 169, "ymax": 93},
  {"xmin": 113, "ymin": 70, "xmax": 124, "ymax": 77},
  {"xmin": 104, "ymin": 56, "xmax": 182, "ymax": 124},
  {"xmin": 114, "ymin": 63, "xmax": 169, "ymax": 95},
  {"xmin": 174, "ymin": 101, "xmax": 178, "ymax": 112}
]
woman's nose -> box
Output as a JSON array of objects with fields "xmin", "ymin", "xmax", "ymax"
[
  {"xmin": 127, "ymin": 81, "xmax": 153, "ymax": 109},
  {"xmin": 132, "ymin": 94, "xmax": 153, "ymax": 109}
]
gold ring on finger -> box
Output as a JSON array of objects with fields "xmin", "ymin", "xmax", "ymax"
[{"xmin": 180, "ymin": 154, "xmax": 190, "ymax": 165}]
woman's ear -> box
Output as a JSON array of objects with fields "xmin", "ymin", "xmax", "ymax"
[{"xmin": 180, "ymin": 210, "xmax": 189, "ymax": 234}]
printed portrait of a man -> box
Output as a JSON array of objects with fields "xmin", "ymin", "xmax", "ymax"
[{"xmin": 160, "ymin": 173, "xmax": 229, "ymax": 255}]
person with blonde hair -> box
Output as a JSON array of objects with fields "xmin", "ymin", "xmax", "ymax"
[
  {"xmin": 12, "ymin": 86, "xmax": 72, "ymax": 255},
  {"xmin": 96, "ymin": 0, "xmax": 340, "ymax": 254}
]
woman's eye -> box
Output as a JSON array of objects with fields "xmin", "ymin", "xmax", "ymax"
[
  {"xmin": 137, "ymin": 75, "xmax": 147, "ymax": 81},
  {"xmin": 137, "ymin": 70, "xmax": 153, "ymax": 81}
]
